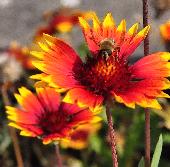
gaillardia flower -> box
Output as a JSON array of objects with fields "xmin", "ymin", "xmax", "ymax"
[
  {"xmin": 6, "ymin": 87, "xmax": 101, "ymax": 144},
  {"xmin": 160, "ymin": 20, "xmax": 170, "ymax": 41},
  {"xmin": 8, "ymin": 42, "xmax": 34, "ymax": 70},
  {"xmin": 34, "ymin": 8, "xmax": 94, "ymax": 40},
  {"xmin": 31, "ymin": 13, "xmax": 170, "ymax": 109}
]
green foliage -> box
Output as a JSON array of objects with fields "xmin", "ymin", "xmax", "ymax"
[
  {"xmin": 89, "ymin": 134, "xmax": 102, "ymax": 154},
  {"xmin": 89, "ymin": 123, "xmax": 112, "ymax": 167},
  {"xmin": 77, "ymin": 43, "xmax": 89, "ymax": 60},
  {"xmin": 120, "ymin": 110, "xmax": 145, "ymax": 167},
  {"xmin": 138, "ymin": 157, "xmax": 144, "ymax": 167},
  {"xmin": 162, "ymin": 133, "xmax": 170, "ymax": 144},
  {"xmin": 0, "ymin": 123, "xmax": 11, "ymax": 154},
  {"xmin": 151, "ymin": 134, "xmax": 163, "ymax": 167}
]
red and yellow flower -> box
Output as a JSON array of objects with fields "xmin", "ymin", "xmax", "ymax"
[
  {"xmin": 7, "ymin": 42, "xmax": 34, "ymax": 70},
  {"xmin": 31, "ymin": 13, "xmax": 170, "ymax": 109},
  {"xmin": 160, "ymin": 21, "xmax": 170, "ymax": 41},
  {"xmin": 60, "ymin": 123, "xmax": 101, "ymax": 150},
  {"xmin": 6, "ymin": 87, "xmax": 101, "ymax": 144},
  {"xmin": 34, "ymin": 8, "xmax": 93, "ymax": 40}
]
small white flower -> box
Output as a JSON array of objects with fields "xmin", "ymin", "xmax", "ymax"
[
  {"xmin": 60, "ymin": 0, "xmax": 81, "ymax": 8},
  {"xmin": 0, "ymin": 52, "xmax": 23, "ymax": 83}
]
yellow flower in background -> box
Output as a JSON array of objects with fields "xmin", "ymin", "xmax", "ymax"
[
  {"xmin": 34, "ymin": 8, "xmax": 95, "ymax": 40},
  {"xmin": 160, "ymin": 21, "xmax": 170, "ymax": 41},
  {"xmin": 8, "ymin": 42, "xmax": 34, "ymax": 70}
]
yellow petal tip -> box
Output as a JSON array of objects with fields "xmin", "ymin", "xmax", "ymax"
[{"xmin": 79, "ymin": 17, "xmax": 90, "ymax": 29}]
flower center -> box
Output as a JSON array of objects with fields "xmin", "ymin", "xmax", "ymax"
[
  {"xmin": 74, "ymin": 52, "xmax": 131, "ymax": 97},
  {"xmin": 39, "ymin": 107, "xmax": 72, "ymax": 136}
]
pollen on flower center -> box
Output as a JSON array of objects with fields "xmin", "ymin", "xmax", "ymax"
[
  {"xmin": 39, "ymin": 109, "xmax": 71, "ymax": 135},
  {"xmin": 74, "ymin": 53, "xmax": 130, "ymax": 96}
]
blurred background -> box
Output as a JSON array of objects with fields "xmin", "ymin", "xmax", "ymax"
[
  {"xmin": 0, "ymin": 0, "xmax": 170, "ymax": 53},
  {"xmin": 0, "ymin": 0, "xmax": 170, "ymax": 166}
]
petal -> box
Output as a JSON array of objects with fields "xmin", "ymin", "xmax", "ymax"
[
  {"xmin": 9, "ymin": 122, "xmax": 38, "ymax": 137},
  {"xmin": 67, "ymin": 107, "xmax": 102, "ymax": 125},
  {"xmin": 18, "ymin": 124, "xmax": 43, "ymax": 136},
  {"xmin": 31, "ymin": 34, "xmax": 82, "ymax": 90},
  {"xmin": 43, "ymin": 34, "xmax": 80, "ymax": 62},
  {"xmin": 42, "ymin": 133, "xmax": 67, "ymax": 144},
  {"xmin": 128, "ymin": 23, "xmax": 139, "ymax": 36},
  {"xmin": 79, "ymin": 17, "xmax": 100, "ymax": 54},
  {"xmin": 113, "ymin": 78, "xmax": 170, "ymax": 109},
  {"xmin": 102, "ymin": 13, "xmax": 116, "ymax": 38},
  {"xmin": 30, "ymin": 74, "xmax": 67, "ymax": 92},
  {"xmin": 15, "ymin": 87, "xmax": 44, "ymax": 114},
  {"xmin": 31, "ymin": 51, "xmax": 45, "ymax": 60},
  {"xmin": 6, "ymin": 107, "xmax": 38, "ymax": 124},
  {"xmin": 20, "ymin": 130, "xmax": 37, "ymax": 137},
  {"xmin": 91, "ymin": 12, "xmax": 101, "ymax": 31},
  {"xmin": 60, "ymin": 102, "xmax": 86, "ymax": 115},
  {"xmin": 79, "ymin": 17, "xmax": 91, "ymax": 30},
  {"xmin": 63, "ymin": 88, "xmax": 103, "ymax": 108},
  {"xmin": 102, "ymin": 13, "xmax": 115, "ymax": 28},
  {"xmin": 36, "ymin": 87, "xmax": 60, "ymax": 113},
  {"xmin": 130, "ymin": 52, "xmax": 170, "ymax": 78},
  {"xmin": 114, "ymin": 19, "xmax": 126, "ymax": 45},
  {"xmin": 118, "ymin": 25, "xmax": 150, "ymax": 60}
]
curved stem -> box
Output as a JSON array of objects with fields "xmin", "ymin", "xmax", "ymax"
[
  {"xmin": 143, "ymin": 0, "xmax": 151, "ymax": 166},
  {"xmin": 1, "ymin": 83, "xmax": 24, "ymax": 167},
  {"xmin": 105, "ymin": 101, "xmax": 118, "ymax": 167},
  {"xmin": 8, "ymin": 127, "xmax": 24, "ymax": 167},
  {"xmin": 55, "ymin": 143, "xmax": 63, "ymax": 167}
]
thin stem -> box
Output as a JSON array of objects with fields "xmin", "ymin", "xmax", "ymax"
[
  {"xmin": 8, "ymin": 127, "xmax": 24, "ymax": 167},
  {"xmin": 1, "ymin": 83, "xmax": 24, "ymax": 167},
  {"xmin": 105, "ymin": 101, "xmax": 118, "ymax": 167},
  {"xmin": 145, "ymin": 109, "xmax": 150, "ymax": 167},
  {"xmin": 55, "ymin": 143, "xmax": 63, "ymax": 167},
  {"xmin": 143, "ymin": 0, "xmax": 151, "ymax": 167},
  {"xmin": 143, "ymin": 0, "xmax": 149, "ymax": 56}
]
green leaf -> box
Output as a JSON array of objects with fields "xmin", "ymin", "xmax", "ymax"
[
  {"xmin": 138, "ymin": 157, "xmax": 144, "ymax": 167},
  {"xmin": 89, "ymin": 134, "xmax": 102, "ymax": 153},
  {"xmin": 77, "ymin": 43, "xmax": 89, "ymax": 60},
  {"xmin": 151, "ymin": 134, "xmax": 163, "ymax": 167},
  {"xmin": 162, "ymin": 133, "xmax": 170, "ymax": 144},
  {"xmin": 120, "ymin": 112, "xmax": 145, "ymax": 166}
]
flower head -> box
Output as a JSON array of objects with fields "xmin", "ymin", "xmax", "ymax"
[
  {"xmin": 31, "ymin": 13, "xmax": 170, "ymax": 109},
  {"xmin": 60, "ymin": 123, "xmax": 101, "ymax": 149},
  {"xmin": 160, "ymin": 21, "xmax": 170, "ymax": 41},
  {"xmin": 7, "ymin": 42, "xmax": 34, "ymax": 70},
  {"xmin": 6, "ymin": 87, "xmax": 101, "ymax": 144},
  {"xmin": 34, "ymin": 8, "xmax": 93, "ymax": 40}
]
